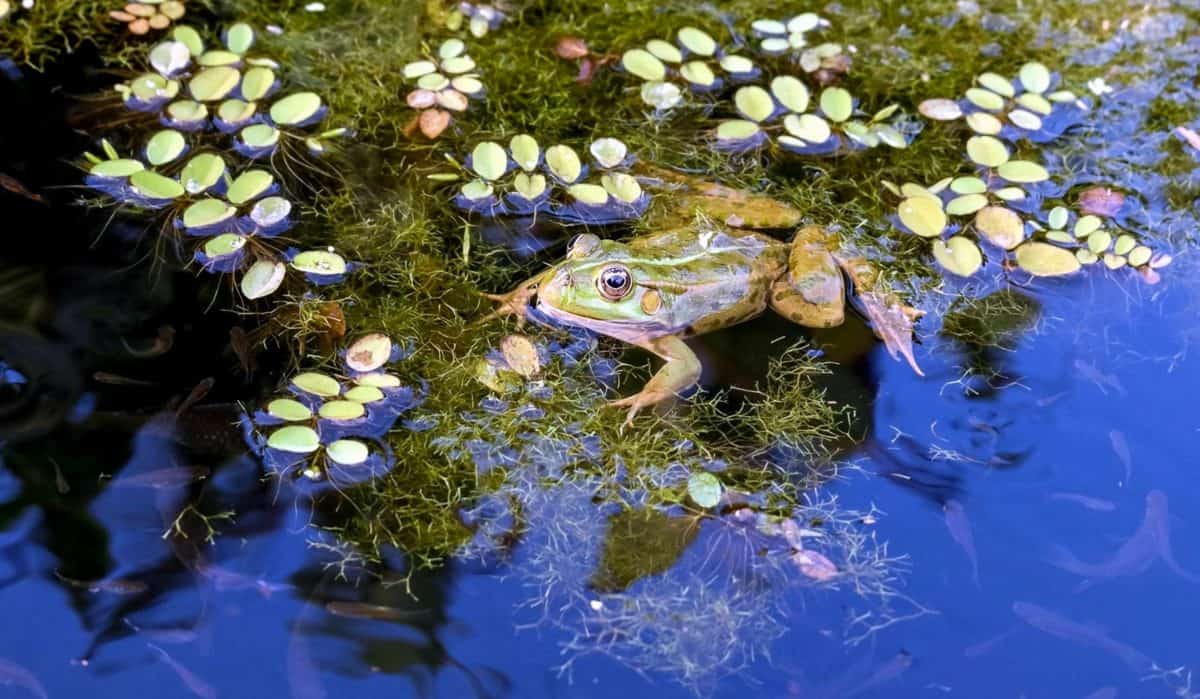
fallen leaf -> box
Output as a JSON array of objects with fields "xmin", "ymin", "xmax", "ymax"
[
  {"xmin": 554, "ymin": 36, "xmax": 589, "ymax": 59},
  {"xmin": 418, "ymin": 108, "xmax": 450, "ymax": 139},
  {"xmin": 1078, "ymin": 186, "xmax": 1125, "ymax": 217},
  {"xmin": 792, "ymin": 550, "xmax": 839, "ymax": 581},
  {"xmin": 856, "ymin": 291, "xmax": 924, "ymax": 376}
]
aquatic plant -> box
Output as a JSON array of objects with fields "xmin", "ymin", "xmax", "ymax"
[
  {"xmin": 446, "ymin": 135, "xmax": 650, "ymax": 223},
  {"xmin": 619, "ymin": 26, "xmax": 760, "ymax": 111},
  {"xmin": 444, "ymin": 1, "xmax": 507, "ymax": 38},
  {"xmin": 244, "ymin": 333, "xmax": 423, "ymax": 495},
  {"xmin": 403, "ymin": 38, "xmax": 485, "ymax": 138},
  {"xmin": 81, "ymin": 22, "xmax": 350, "ymax": 299},
  {"xmin": 110, "ymin": 1, "xmax": 187, "ymax": 35}
]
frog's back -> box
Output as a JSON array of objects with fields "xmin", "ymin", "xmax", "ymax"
[{"xmin": 629, "ymin": 227, "xmax": 788, "ymax": 336}]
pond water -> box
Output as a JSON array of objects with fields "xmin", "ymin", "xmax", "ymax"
[{"xmin": 3, "ymin": 2, "xmax": 1200, "ymax": 698}]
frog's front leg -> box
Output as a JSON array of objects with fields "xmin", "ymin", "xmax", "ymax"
[
  {"xmin": 769, "ymin": 225, "xmax": 845, "ymax": 328},
  {"xmin": 479, "ymin": 272, "xmax": 549, "ymax": 328},
  {"xmin": 608, "ymin": 334, "xmax": 701, "ymax": 426}
]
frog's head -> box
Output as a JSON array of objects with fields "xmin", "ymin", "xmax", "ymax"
[{"xmin": 536, "ymin": 234, "xmax": 672, "ymax": 340}]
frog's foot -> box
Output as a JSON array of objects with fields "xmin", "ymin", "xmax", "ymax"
[
  {"xmin": 477, "ymin": 280, "xmax": 540, "ymax": 328},
  {"xmin": 606, "ymin": 335, "xmax": 701, "ymax": 427}
]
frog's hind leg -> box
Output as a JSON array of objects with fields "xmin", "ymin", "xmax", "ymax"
[{"xmin": 769, "ymin": 225, "xmax": 846, "ymax": 328}]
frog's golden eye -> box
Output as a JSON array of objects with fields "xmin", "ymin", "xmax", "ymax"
[{"xmin": 596, "ymin": 265, "xmax": 633, "ymax": 300}]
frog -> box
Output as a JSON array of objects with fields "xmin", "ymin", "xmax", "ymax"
[{"xmin": 483, "ymin": 222, "xmax": 920, "ymax": 424}]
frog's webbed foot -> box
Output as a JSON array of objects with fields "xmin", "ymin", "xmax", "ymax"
[
  {"xmin": 477, "ymin": 280, "xmax": 540, "ymax": 328},
  {"xmin": 607, "ymin": 335, "xmax": 701, "ymax": 428}
]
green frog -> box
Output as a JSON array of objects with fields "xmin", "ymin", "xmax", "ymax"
[{"xmin": 483, "ymin": 223, "xmax": 920, "ymax": 424}]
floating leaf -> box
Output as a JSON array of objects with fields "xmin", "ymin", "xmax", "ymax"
[
  {"xmin": 567, "ymin": 183, "xmax": 608, "ymax": 205},
  {"xmin": 1015, "ymin": 242, "xmax": 1082, "ymax": 276},
  {"xmin": 270, "ymin": 92, "xmax": 322, "ymax": 125},
  {"xmin": 250, "ymin": 196, "xmax": 291, "ymax": 227},
  {"xmin": 770, "ymin": 76, "xmax": 809, "ymax": 113},
  {"xmin": 1102, "ymin": 253, "xmax": 1126, "ymax": 270},
  {"xmin": 459, "ymin": 179, "xmax": 493, "ymax": 201},
  {"xmin": 965, "ymin": 135, "xmax": 1009, "ymax": 168},
  {"xmin": 439, "ymin": 38, "xmax": 466, "ymax": 60},
  {"xmin": 677, "ymin": 26, "xmax": 716, "ymax": 56},
  {"xmin": 782, "ymin": 113, "xmax": 831, "ymax": 143},
  {"xmin": 90, "ymin": 158, "xmax": 146, "ymax": 178},
  {"xmin": 918, "ymin": 98, "xmax": 962, "ymax": 121},
  {"xmin": 225, "ymin": 23, "xmax": 255, "ymax": 55},
  {"xmin": 240, "ymin": 66, "xmax": 275, "ymax": 101},
  {"xmin": 950, "ymin": 176, "xmax": 987, "ymax": 195},
  {"xmin": 218, "ymin": 99, "xmax": 256, "ymax": 125},
  {"xmin": 292, "ymin": 371, "xmax": 341, "ymax": 397},
  {"xmin": 1078, "ymin": 186, "xmax": 1126, "ymax": 217},
  {"xmin": 188, "ymin": 66, "xmax": 240, "ymax": 101},
  {"xmin": 977, "ymin": 72, "xmax": 1015, "ymax": 98},
  {"xmin": 621, "ymin": 48, "xmax": 666, "ymax": 81},
  {"xmin": 173, "ymin": 26, "xmax": 204, "ymax": 56},
  {"xmin": 203, "ymin": 233, "xmax": 245, "ymax": 259},
  {"xmin": 241, "ymin": 259, "xmax": 286, "ymax": 299},
  {"xmin": 932, "ymin": 236, "xmax": 982, "ymax": 277},
  {"xmin": 734, "ymin": 85, "xmax": 775, "ymax": 122},
  {"xmin": 645, "ymin": 39, "xmax": 682, "ymax": 64},
  {"xmin": 403, "ymin": 60, "xmax": 437, "ymax": 79},
  {"xmin": 716, "ymin": 120, "xmax": 760, "ymax": 143},
  {"xmin": 226, "ymin": 169, "xmax": 274, "ymax": 205},
  {"xmin": 267, "ymin": 425, "xmax": 320, "ymax": 453},
  {"xmin": 511, "ymin": 172, "xmax": 547, "ymax": 199},
  {"xmin": 197, "ymin": 50, "xmax": 241, "ymax": 67},
  {"xmin": 545, "ymin": 144, "xmax": 582, "ymax": 183},
  {"xmin": 993, "ymin": 186, "xmax": 1025, "ymax": 201},
  {"xmin": 1016, "ymin": 92, "xmax": 1053, "ymax": 115},
  {"xmin": 150, "ymin": 40, "xmax": 191, "ymax": 76},
  {"xmin": 719, "ymin": 54, "xmax": 755, "ymax": 75},
  {"xmin": 355, "ymin": 373, "xmax": 401, "ymax": 388},
  {"xmin": 1086, "ymin": 230, "xmax": 1112, "ymax": 254},
  {"xmin": 318, "ymin": 400, "xmax": 365, "ymax": 420},
  {"xmin": 165, "ymin": 100, "xmax": 208, "ymax": 126},
  {"xmin": 441, "ymin": 56, "xmax": 476, "ymax": 74},
  {"xmin": 1019, "ymin": 61, "xmax": 1051, "ymax": 94},
  {"xmin": 640, "ymin": 81, "xmax": 682, "ymax": 110},
  {"xmin": 1113, "ymin": 234, "xmax": 1136, "ymax": 256},
  {"xmin": 1008, "ymin": 109, "xmax": 1043, "ymax": 131},
  {"xmin": 590, "ymin": 138, "xmax": 627, "ymax": 169},
  {"xmin": 291, "ymin": 250, "xmax": 348, "ymax": 276},
  {"xmin": 240, "ymin": 123, "xmax": 280, "ymax": 148},
  {"xmin": 267, "ymin": 398, "xmax": 312, "ymax": 421},
  {"xmin": 686, "ymin": 472, "xmax": 722, "ymax": 508},
  {"xmin": 897, "ymin": 196, "xmax": 946, "ymax": 238},
  {"xmin": 327, "ymin": 439, "xmax": 369, "ymax": 465},
  {"xmin": 182, "ymin": 199, "xmax": 235, "ymax": 229},
  {"xmin": 819, "ymin": 87, "xmax": 852, "ymax": 122},
  {"xmin": 680, "ymin": 61, "xmax": 717, "ymax": 87},
  {"xmin": 965, "ymin": 87, "xmax": 1005, "ymax": 111},
  {"xmin": 509, "ymin": 134, "xmax": 540, "ymax": 171},
  {"xmin": 602, "ymin": 172, "xmax": 642, "ymax": 203},
  {"xmin": 470, "ymin": 141, "xmax": 507, "ymax": 181},
  {"xmin": 181, "ymin": 153, "xmax": 225, "ymax": 194},
  {"xmin": 945, "ymin": 194, "xmax": 988, "ymax": 216},
  {"xmin": 129, "ymin": 170, "xmax": 184, "ymax": 200},
  {"xmin": 451, "ymin": 75, "xmax": 483, "ymax": 95},
  {"xmin": 1076, "ymin": 249, "xmax": 1099, "ymax": 264},
  {"xmin": 996, "ymin": 160, "xmax": 1049, "ymax": 183},
  {"xmin": 1073, "ymin": 214, "xmax": 1102, "ymax": 238},
  {"xmin": 1128, "ymin": 246, "xmax": 1152, "ymax": 267},
  {"xmin": 1048, "ymin": 206, "xmax": 1069, "ymax": 230},
  {"xmin": 975, "ymin": 205, "xmax": 1024, "ymax": 249},
  {"xmin": 966, "ymin": 112, "xmax": 1003, "ymax": 135},
  {"xmin": 346, "ymin": 333, "xmax": 392, "ymax": 373},
  {"xmin": 344, "ymin": 385, "xmax": 384, "ymax": 403}
]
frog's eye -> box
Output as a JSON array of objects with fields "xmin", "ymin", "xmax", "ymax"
[{"xmin": 596, "ymin": 265, "xmax": 633, "ymax": 300}]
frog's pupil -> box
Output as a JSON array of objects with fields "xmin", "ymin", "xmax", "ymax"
[{"xmin": 599, "ymin": 267, "xmax": 631, "ymax": 299}]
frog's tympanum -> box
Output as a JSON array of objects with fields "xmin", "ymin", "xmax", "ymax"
[{"xmin": 484, "ymin": 223, "xmax": 920, "ymax": 424}]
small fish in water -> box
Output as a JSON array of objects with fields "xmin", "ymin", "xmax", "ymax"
[
  {"xmin": 1049, "ymin": 492, "xmax": 1116, "ymax": 512},
  {"xmin": 176, "ymin": 378, "xmax": 215, "ymax": 417},
  {"xmin": 324, "ymin": 601, "xmax": 429, "ymax": 622},
  {"xmin": 54, "ymin": 570, "xmax": 148, "ymax": 595},
  {"xmin": 1108, "ymin": 430, "xmax": 1132, "ymax": 485},
  {"xmin": 0, "ymin": 172, "xmax": 45, "ymax": 203},
  {"xmin": 112, "ymin": 466, "xmax": 210, "ymax": 489},
  {"xmin": 123, "ymin": 618, "xmax": 199, "ymax": 645},
  {"xmin": 0, "ymin": 657, "xmax": 48, "ymax": 699},
  {"xmin": 93, "ymin": 372, "xmax": 156, "ymax": 387},
  {"xmin": 148, "ymin": 644, "xmax": 216, "ymax": 699},
  {"xmin": 1047, "ymin": 490, "xmax": 1200, "ymax": 587},
  {"xmin": 1036, "ymin": 391, "xmax": 1069, "ymax": 407},
  {"xmin": 195, "ymin": 560, "xmax": 291, "ymax": 598},
  {"xmin": 1011, "ymin": 601, "xmax": 1153, "ymax": 673},
  {"xmin": 842, "ymin": 651, "xmax": 913, "ymax": 697},
  {"xmin": 121, "ymin": 325, "xmax": 175, "ymax": 358},
  {"xmin": 1083, "ymin": 687, "xmax": 1118, "ymax": 699},
  {"xmin": 1073, "ymin": 360, "xmax": 1125, "ymax": 396},
  {"xmin": 943, "ymin": 499, "xmax": 980, "ymax": 588},
  {"xmin": 49, "ymin": 458, "xmax": 69, "ymax": 494},
  {"xmin": 962, "ymin": 627, "xmax": 1018, "ymax": 657}
]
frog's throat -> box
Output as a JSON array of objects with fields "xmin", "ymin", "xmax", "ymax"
[{"xmin": 535, "ymin": 295, "xmax": 666, "ymax": 344}]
